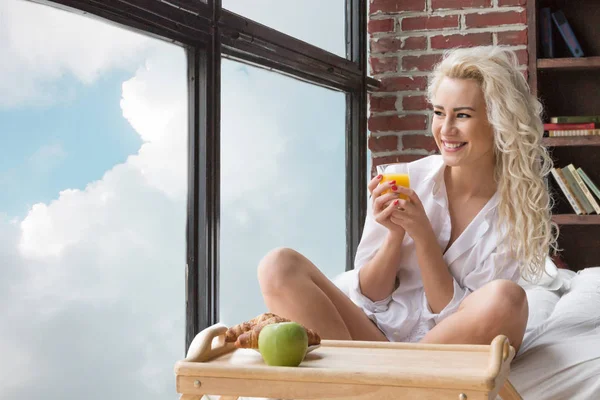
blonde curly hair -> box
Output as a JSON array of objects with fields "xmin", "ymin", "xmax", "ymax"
[{"xmin": 427, "ymin": 46, "xmax": 558, "ymax": 282}]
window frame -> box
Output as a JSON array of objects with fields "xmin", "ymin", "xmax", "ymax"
[{"xmin": 33, "ymin": 0, "xmax": 373, "ymax": 350}]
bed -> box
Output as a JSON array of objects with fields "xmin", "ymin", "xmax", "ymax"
[
  {"xmin": 332, "ymin": 258, "xmax": 600, "ymax": 399},
  {"xmin": 196, "ymin": 259, "xmax": 600, "ymax": 400},
  {"xmin": 509, "ymin": 264, "xmax": 600, "ymax": 399}
]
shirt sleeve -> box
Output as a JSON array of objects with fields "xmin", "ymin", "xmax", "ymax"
[
  {"xmin": 347, "ymin": 196, "xmax": 394, "ymax": 313},
  {"xmin": 420, "ymin": 247, "xmax": 521, "ymax": 325}
]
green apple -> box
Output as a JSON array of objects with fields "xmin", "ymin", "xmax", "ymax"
[{"xmin": 258, "ymin": 322, "xmax": 308, "ymax": 367}]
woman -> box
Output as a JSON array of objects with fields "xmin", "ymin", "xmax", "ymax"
[{"xmin": 257, "ymin": 46, "xmax": 557, "ymax": 353}]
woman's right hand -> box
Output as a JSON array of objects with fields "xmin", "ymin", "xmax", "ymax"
[{"xmin": 368, "ymin": 175, "xmax": 406, "ymax": 238}]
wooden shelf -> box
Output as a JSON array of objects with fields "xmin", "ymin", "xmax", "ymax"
[
  {"xmin": 538, "ymin": 56, "xmax": 600, "ymax": 70},
  {"xmin": 552, "ymin": 214, "xmax": 600, "ymax": 225},
  {"xmin": 542, "ymin": 136, "xmax": 600, "ymax": 147}
]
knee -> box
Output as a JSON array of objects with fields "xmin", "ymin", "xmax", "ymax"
[
  {"xmin": 257, "ymin": 247, "xmax": 304, "ymax": 293},
  {"xmin": 477, "ymin": 280, "xmax": 528, "ymax": 329}
]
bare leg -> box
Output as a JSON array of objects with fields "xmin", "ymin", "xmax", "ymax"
[
  {"xmin": 420, "ymin": 280, "xmax": 528, "ymax": 353},
  {"xmin": 257, "ymin": 247, "xmax": 388, "ymax": 341}
]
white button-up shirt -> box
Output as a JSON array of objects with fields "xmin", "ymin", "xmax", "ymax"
[{"xmin": 347, "ymin": 155, "xmax": 520, "ymax": 342}]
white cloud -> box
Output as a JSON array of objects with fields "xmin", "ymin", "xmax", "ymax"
[
  {"xmin": 0, "ymin": 0, "xmax": 154, "ymax": 108},
  {"xmin": 3, "ymin": 43, "xmax": 189, "ymax": 398}
]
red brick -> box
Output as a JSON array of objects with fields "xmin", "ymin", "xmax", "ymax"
[
  {"xmin": 368, "ymin": 18, "xmax": 395, "ymax": 34},
  {"xmin": 368, "ymin": 135, "xmax": 399, "ymax": 152},
  {"xmin": 378, "ymin": 76, "xmax": 428, "ymax": 92},
  {"xmin": 371, "ymin": 57, "xmax": 398, "ymax": 74},
  {"xmin": 402, "ymin": 95, "xmax": 429, "ymax": 111},
  {"xmin": 373, "ymin": 154, "xmax": 425, "ymax": 168},
  {"xmin": 368, "ymin": 114, "xmax": 427, "ymax": 132},
  {"xmin": 499, "ymin": 0, "xmax": 526, "ymax": 5},
  {"xmin": 402, "ymin": 15, "xmax": 459, "ymax": 31},
  {"xmin": 465, "ymin": 11, "xmax": 526, "ymax": 28},
  {"xmin": 497, "ymin": 29, "xmax": 527, "ymax": 46},
  {"xmin": 371, "ymin": 38, "xmax": 402, "ymax": 53},
  {"xmin": 402, "ymin": 135, "xmax": 438, "ymax": 152},
  {"xmin": 370, "ymin": 36, "xmax": 427, "ymax": 53},
  {"xmin": 430, "ymin": 32, "xmax": 492, "ymax": 49},
  {"xmin": 402, "ymin": 54, "xmax": 443, "ymax": 72},
  {"xmin": 401, "ymin": 36, "xmax": 428, "ymax": 51},
  {"xmin": 370, "ymin": 0, "xmax": 425, "ymax": 13},
  {"xmin": 370, "ymin": 95, "xmax": 397, "ymax": 112},
  {"xmin": 432, "ymin": 0, "xmax": 491, "ymax": 10},
  {"xmin": 515, "ymin": 49, "xmax": 528, "ymax": 66}
]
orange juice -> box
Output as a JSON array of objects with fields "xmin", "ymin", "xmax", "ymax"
[{"xmin": 380, "ymin": 173, "xmax": 410, "ymax": 199}]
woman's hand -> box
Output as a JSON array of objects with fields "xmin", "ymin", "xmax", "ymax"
[
  {"xmin": 390, "ymin": 186, "xmax": 435, "ymax": 245},
  {"xmin": 368, "ymin": 175, "xmax": 406, "ymax": 239}
]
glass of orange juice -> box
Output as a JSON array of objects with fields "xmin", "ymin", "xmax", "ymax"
[{"xmin": 376, "ymin": 163, "xmax": 410, "ymax": 199}]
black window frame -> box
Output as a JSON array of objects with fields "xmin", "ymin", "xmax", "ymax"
[{"xmin": 32, "ymin": 0, "xmax": 375, "ymax": 350}]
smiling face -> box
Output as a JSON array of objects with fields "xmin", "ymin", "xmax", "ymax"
[{"xmin": 431, "ymin": 77, "xmax": 495, "ymax": 169}]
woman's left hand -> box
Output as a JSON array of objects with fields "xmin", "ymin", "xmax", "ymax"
[{"xmin": 390, "ymin": 186, "xmax": 435, "ymax": 244}]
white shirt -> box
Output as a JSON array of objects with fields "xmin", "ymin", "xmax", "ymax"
[{"xmin": 347, "ymin": 155, "xmax": 520, "ymax": 342}]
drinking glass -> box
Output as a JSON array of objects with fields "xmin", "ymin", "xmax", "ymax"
[{"xmin": 376, "ymin": 163, "xmax": 410, "ymax": 199}]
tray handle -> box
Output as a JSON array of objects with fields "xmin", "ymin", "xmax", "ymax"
[
  {"xmin": 185, "ymin": 323, "xmax": 235, "ymax": 362},
  {"xmin": 487, "ymin": 335, "xmax": 515, "ymax": 377}
]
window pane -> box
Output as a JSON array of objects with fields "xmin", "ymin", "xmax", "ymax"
[
  {"xmin": 0, "ymin": 1, "xmax": 186, "ymax": 398},
  {"xmin": 219, "ymin": 60, "xmax": 346, "ymax": 326},
  {"xmin": 223, "ymin": 0, "xmax": 346, "ymax": 58}
]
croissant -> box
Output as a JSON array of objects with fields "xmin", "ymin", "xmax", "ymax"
[
  {"xmin": 225, "ymin": 312, "xmax": 287, "ymax": 342},
  {"xmin": 235, "ymin": 318, "xmax": 322, "ymax": 349}
]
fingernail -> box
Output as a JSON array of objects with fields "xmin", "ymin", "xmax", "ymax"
[
  {"xmin": 376, "ymin": 174, "xmax": 382, "ymax": 180},
  {"xmin": 391, "ymin": 185, "xmax": 398, "ymax": 191},
  {"xmin": 389, "ymin": 180, "xmax": 396, "ymax": 185},
  {"xmin": 393, "ymin": 200, "xmax": 399, "ymax": 205}
]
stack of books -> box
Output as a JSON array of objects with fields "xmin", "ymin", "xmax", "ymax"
[
  {"xmin": 544, "ymin": 116, "xmax": 600, "ymax": 137},
  {"xmin": 550, "ymin": 165, "xmax": 600, "ymax": 215}
]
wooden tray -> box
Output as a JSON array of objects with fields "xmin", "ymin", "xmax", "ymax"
[{"xmin": 175, "ymin": 323, "xmax": 522, "ymax": 400}]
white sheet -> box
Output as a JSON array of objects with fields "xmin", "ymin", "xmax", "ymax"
[{"xmin": 510, "ymin": 267, "xmax": 600, "ymax": 400}]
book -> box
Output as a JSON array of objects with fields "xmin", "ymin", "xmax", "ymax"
[
  {"xmin": 543, "ymin": 123, "xmax": 596, "ymax": 130},
  {"xmin": 550, "ymin": 168, "xmax": 583, "ymax": 215},
  {"xmin": 560, "ymin": 167, "xmax": 593, "ymax": 214},
  {"xmin": 550, "ymin": 116, "xmax": 600, "ymax": 124},
  {"xmin": 552, "ymin": 10, "xmax": 584, "ymax": 58},
  {"xmin": 539, "ymin": 8, "xmax": 554, "ymax": 58},
  {"xmin": 548, "ymin": 129, "xmax": 600, "ymax": 137},
  {"xmin": 566, "ymin": 164, "xmax": 600, "ymax": 214},
  {"xmin": 577, "ymin": 168, "xmax": 600, "ymax": 201}
]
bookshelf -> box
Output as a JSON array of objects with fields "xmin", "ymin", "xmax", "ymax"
[{"xmin": 528, "ymin": 0, "xmax": 600, "ymax": 271}]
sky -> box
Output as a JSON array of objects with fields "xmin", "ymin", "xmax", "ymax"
[{"xmin": 0, "ymin": 0, "xmax": 350, "ymax": 399}]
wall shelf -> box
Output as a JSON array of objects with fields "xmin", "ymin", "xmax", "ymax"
[
  {"xmin": 552, "ymin": 214, "xmax": 600, "ymax": 225},
  {"xmin": 538, "ymin": 56, "xmax": 600, "ymax": 70},
  {"xmin": 542, "ymin": 136, "xmax": 600, "ymax": 147}
]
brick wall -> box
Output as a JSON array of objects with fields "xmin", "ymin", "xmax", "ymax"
[{"xmin": 367, "ymin": 0, "xmax": 529, "ymax": 173}]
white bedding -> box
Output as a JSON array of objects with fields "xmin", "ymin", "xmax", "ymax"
[
  {"xmin": 202, "ymin": 262, "xmax": 600, "ymax": 400},
  {"xmin": 510, "ymin": 266, "xmax": 600, "ymax": 400}
]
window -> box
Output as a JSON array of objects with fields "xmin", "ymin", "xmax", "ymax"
[
  {"xmin": 8, "ymin": 0, "xmax": 368, "ymax": 375},
  {"xmin": 219, "ymin": 60, "xmax": 346, "ymax": 325},
  {"xmin": 223, "ymin": 0, "xmax": 346, "ymax": 57},
  {"xmin": 1, "ymin": 1, "xmax": 186, "ymax": 397}
]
